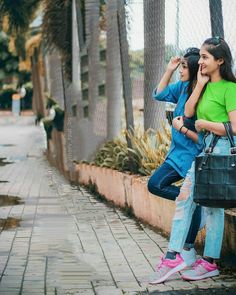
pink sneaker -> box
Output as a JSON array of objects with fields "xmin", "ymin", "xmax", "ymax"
[
  {"xmin": 149, "ymin": 254, "xmax": 187, "ymax": 284},
  {"xmin": 181, "ymin": 258, "xmax": 219, "ymax": 281}
]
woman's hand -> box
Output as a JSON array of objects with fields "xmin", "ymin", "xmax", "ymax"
[
  {"xmin": 195, "ymin": 119, "xmax": 206, "ymax": 132},
  {"xmin": 156, "ymin": 57, "xmax": 181, "ymax": 93},
  {"xmin": 166, "ymin": 57, "xmax": 181, "ymax": 72},
  {"xmin": 172, "ymin": 116, "xmax": 184, "ymax": 131},
  {"xmin": 197, "ymin": 65, "xmax": 210, "ymax": 87}
]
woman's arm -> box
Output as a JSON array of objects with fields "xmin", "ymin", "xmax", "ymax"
[
  {"xmin": 156, "ymin": 57, "xmax": 180, "ymax": 92},
  {"xmin": 195, "ymin": 110, "xmax": 236, "ymax": 135},
  {"xmin": 184, "ymin": 66, "xmax": 209, "ymax": 117},
  {"xmin": 184, "ymin": 83, "xmax": 205, "ymax": 117},
  {"xmin": 195, "ymin": 120, "xmax": 226, "ymax": 135},
  {"xmin": 229, "ymin": 110, "xmax": 236, "ymax": 134},
  {"xmin": 172, "ymin": 116, "xmax": 199, "ymax": 143}
]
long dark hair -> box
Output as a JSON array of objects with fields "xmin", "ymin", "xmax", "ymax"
[
  {"xmin": 183, "ymin": 47, "xmax": 200, "ymax": 98},
  {"xmin": 202, "ymin": 37, "xmax": 236, "ymax": 83}
]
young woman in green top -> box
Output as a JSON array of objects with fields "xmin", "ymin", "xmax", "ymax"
[{"xmin": 149, "ymin": 37, "xmax": 236, "ymax": 284}]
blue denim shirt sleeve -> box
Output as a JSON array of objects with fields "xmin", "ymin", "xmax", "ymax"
[
  {"xmin": 160, "ymin": 81, "xmax": 203, "ymax": 177},
  {"xmin": 152, "ymin": 81, "xmax": 184, "ymax": 104}
]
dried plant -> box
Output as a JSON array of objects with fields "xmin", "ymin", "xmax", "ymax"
[{"xmin": 92, "ymin": 126, "xmax": 171, "ymax": 176}]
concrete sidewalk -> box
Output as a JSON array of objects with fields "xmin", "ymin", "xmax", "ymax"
[{"xmin": 0, "ymin": 116, "xmax": 235, "ymax": 295}]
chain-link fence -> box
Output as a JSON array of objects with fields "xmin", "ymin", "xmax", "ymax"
[
  {"xmin": 128, "ymin": 0, "xmax": 236, "ymax": 131},
  {"xmin": 44, "ymin": 0, "xmax": 236, "ymax": 165}
]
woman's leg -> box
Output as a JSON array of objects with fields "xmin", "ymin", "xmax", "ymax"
[
  {"xmin": 181, "ymin": 208, "xmax": 224, "ymax": 281},
  {"xmin": 184, "ymin": 205, "xmax": 201, "ymax": 248},
  {"xmin": 181, "ymin": 204, "xmax": 202, "ymax": 266},
  {"xmin": 168, "ymin": 162, "xmax": 197, "ymax": 253},
  {"xmin": 149, "ymin": 162, "xmax": 197, "ymax": 284},
  {"xmin": 147, "ymin": 162, "xmax": 182, "ymax": 201},
  {"xmin": 181, "ymin": 207, "xmax": 223, "ymax": 281},
  {"xmin": 204, "ymin": 207, "xmax": 224, "ymax": 259},
  {"xmin": 148, "ymin": 162, "xmax": 201, "ymax": 250}
]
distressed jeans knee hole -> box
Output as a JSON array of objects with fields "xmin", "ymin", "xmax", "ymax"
[{"xmin": 173, "ymin": 202, "xmax": 185, "ymax": 220}]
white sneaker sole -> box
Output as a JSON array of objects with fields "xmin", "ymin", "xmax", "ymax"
[
  {"xmin": 149, "ymin": 262, "xmax": 187, "ymax": 284},
  {"xmin": 181, "ymin": 269, "xmax": 219, "ymax": 281}
]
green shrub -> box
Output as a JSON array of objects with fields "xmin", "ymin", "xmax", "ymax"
[
  {"xmin": 126, "ymin": 127, "xmax": 171, "ymax": 175},
  {"xmin": 0, "ymin": 88, "xmax": 15, "ymax": 109},
  {"xmin": 53, "ymin": 105, "xmax": 64, "ymax": 131},
  {"xmin": 42, "ymin": 119, "xmax": 53, "ymax": 140},
  {"xmin": 21, "ymin": 83, "xmax": 33, "ymax": 110},
  {"xmin": 44, "ymin": 96, "xmax": 65, "ymax": 132},
  {"xmin": 0, "ymin": 83, "xmax": 33, "ymax": 110},
  {"xmin": 92, "ymin": 127, "xmax": 171, "ymax": 176},
  {"xmin": 93, "ymin": 139, "xmax": 132, "ymax": 172}
]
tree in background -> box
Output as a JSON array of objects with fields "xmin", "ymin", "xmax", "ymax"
[
  {"xmin": 0, "ymin": 31, "xmax": 18, "ymax": 86},
  {"xmin": 143, "ymin": 0, "xmax": 166, "ymax": 130},
  {"xmin": 106, "ymin": 0, "xmax": 122, "ymax": 140},
  {"xmin": 0, "ymin": 1, "xmax": 41, "ymax": 111},
  {"xmin": 209, "ymin": 0, "xmax": 224, "ymax": 38},
  {"xmin": 0, "ymin": 0, "xmax": 41, "ymax": 62},
  {"xmin": 85, "ymin": 0, "xmax": 100, "ymax": 122}
]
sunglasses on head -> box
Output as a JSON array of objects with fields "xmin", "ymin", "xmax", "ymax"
[
  {"xmin": 210, "ymin": 36, "xmax": 224, "ymax": 46},
  {"xmin": 184, "ymin": 47, "xmax": 200, "ymax": 57}
]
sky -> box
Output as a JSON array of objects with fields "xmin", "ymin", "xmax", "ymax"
[{"xmin": 128, "ymin": 0, "xmax": 236, "ymax": 60}]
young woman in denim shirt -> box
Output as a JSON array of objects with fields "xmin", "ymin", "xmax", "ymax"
[{"xmin": 148, "ymin": 48, "xmax": 204, "ymax": 266}]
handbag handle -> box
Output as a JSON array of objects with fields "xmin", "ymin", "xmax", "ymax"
[
  {"xmin": 205, "ymin": 134, "xmax": 220, "ymax": 154},
  {"xmin": 205, "ymin": 122, "xmax": 235, "ymax": 154},
  {"xmin": 199, "ymin": 122, "xmax": 236, "ymax": 170},
  {"xmin": 223, "ymin": 122, "xmax": 236, "ymax": 154}
]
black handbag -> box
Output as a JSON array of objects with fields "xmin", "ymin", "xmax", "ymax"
[{"xmin": 193, "ymin": 122, "xmax": 236, "ymax": 208}]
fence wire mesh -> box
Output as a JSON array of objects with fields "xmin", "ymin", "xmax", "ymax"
[
  {"xmin": 46, "ymin": 0, "xmax": 236, "ymax": 163},
  {"xmin": 127, "ymin": 0, "xmax": 236, "ymax": 132}
]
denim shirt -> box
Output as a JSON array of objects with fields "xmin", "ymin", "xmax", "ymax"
[{"xmin": 152, "ymin": 81, "xmax": 203, "ymax": 177}]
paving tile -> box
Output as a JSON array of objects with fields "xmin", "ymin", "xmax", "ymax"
[{"xmin": 0, "ymin": 116, "xmax": 236, "ymax": 294}]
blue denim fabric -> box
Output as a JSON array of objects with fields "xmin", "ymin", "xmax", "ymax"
[
  {"xmin": 168, "ymin": 134, "xmax": 234, "ymax": 259},
  {"xmin": 148, "ymin": 162, "xmax": 201, "ymax": 247},
  {"xmin": 153, "ymin": 81, "xmax": 203, "ymax": 177},
  {"xmin": 148, "ymin": 162, "xmax": 182, "ymax": 201}
]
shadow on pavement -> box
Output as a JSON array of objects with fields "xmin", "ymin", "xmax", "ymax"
[{"xmin": 0, "ymin": 195, "xmax": 23, "ymax": 206}]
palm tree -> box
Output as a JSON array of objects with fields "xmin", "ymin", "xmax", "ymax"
[
  {"xmin": 71, "ymin": 0, "xmax": 84, "ymax": 120},
  {"xmin": 43, "ymin": 0, "xmax": 72, "ymax": 81},
  {"xmin": 143, "ymin": 0, "xmax": 166, "ymax": 130},
  {"xmin": 0, "ymin": 0, "xmax": 40, "ymax": 32},
  {"xmin": 85, "ymin": 0, "xmax": 100, "ymax": 122},
  {"xmin": 0, "ymin": 0, "xmax": 44, "ymax": 116},
  {"xmin": 106, "ymin": 0, "xmax": 122, "ymax": 139},
  {"xmin": 209, "ymin": 0, "xmax": 224, "ymax": 37},
  {"xmin": 0, "ymin": 0, "xmax": 41, "ymax": 59}
]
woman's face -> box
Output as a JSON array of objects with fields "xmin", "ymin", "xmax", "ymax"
[
  {"xmin": 179, "ymin": 59, "xmax": 190, "ymax": 82},
  {"xmin": 198, "ymin": 45, "xmax": 220, "ymax": 76}
]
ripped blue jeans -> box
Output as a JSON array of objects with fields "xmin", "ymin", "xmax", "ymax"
[{"xmin": 168, "ymin": 134, "xmax": 233, "ymax": 259}]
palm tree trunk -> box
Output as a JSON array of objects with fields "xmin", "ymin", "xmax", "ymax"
[
  {"xmin": 85, "ymin": 0, "xmax": 100, "ymax": 123},
  {"xmin": 106, "ymin": 0, "xmax": 122, "ymax": 140},
  {"xmin": 117, "ymin": 0, "xmax": 134, "ymax": 135},
  {"xmin": 143, "ymin": 0, "xmax": 166, "ymax": 130},
  {"xmin": 31, "ymin": 49, "xmax": 45, "ymax": 117},
  {"xmin": 72, "ymin": 0, "xmax": 83, "ymax": 118},
  {"xmin": 209, "ymin": 0, "xmax": 224, "ymax": 37},
  {"xmin": 45, "ymin": 50, "xmax": 65, "ymax": 109}
]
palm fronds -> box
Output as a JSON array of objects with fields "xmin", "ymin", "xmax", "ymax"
[
  {"xmin": 0, "ymin": 0, "xmax": 41, "ymax": 33},
  {"xmin": 42, "ymin": 0, "xmax": 72, "ymax": 80},
  {"xmin": 93, "ymin": 127, "xmax": 171, "ymax": 176},
  {"xmin": 126, "ymin": 126, "xmax": 171, "ymax": 175}
]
